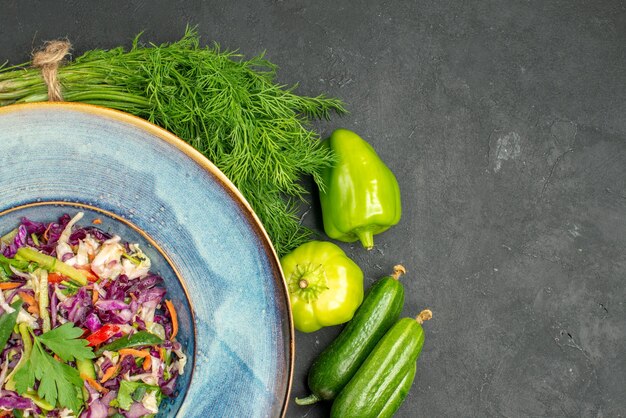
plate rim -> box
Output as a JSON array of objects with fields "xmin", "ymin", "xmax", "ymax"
[{"xmin": 0, "ymin": 101, "xmax": 295, "ymax": 417}]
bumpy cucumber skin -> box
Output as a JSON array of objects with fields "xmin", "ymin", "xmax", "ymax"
[
  {"xmin": 306, "ymin": 276, "xmax": 404, "ymax": 401},
  {"xmin": 376, "ymin": 362, "xmax": 416, "ymax": 418},
  {"xmin": 330, "ymin": 317, "xmax": 426, "ymax": 418}
]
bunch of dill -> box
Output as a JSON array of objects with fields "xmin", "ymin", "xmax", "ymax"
[{"xmin": 0, "ymin": 28, "xmax": 345, "ymax": 256}]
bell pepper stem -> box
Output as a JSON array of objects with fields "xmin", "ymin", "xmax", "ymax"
[
  {"xmin": 295, "ymin": 393, "xmax": 321, "ymax": 406},
  {"xmin": 356, "ymin": 229, "xmax": 374, "ymax": 250}
]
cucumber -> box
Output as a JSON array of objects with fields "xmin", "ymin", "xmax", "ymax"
[
  {"xmin": 77, "ymin": 358, "xmax": 97, "ymax": 402},
  {"xmin": 330, "ymin": 309, "xmax": 432, "ymax": 418},
  {"xmin": 377, "ymin": 362, "xmax": 416, "ymax": 418},
  {"xmin": 77, "ymin": 358, "xmax": 96, "ymax": 380},
  {"xmin": 296, "ymin": 265, "xmax": 406, "ymax": 405},
  {"xmin": 16, "ymin": 247, "xmax": 88, "ymax": 285}
]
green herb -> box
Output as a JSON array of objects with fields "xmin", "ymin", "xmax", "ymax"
[
  {"xmin": 0, "ymin": 27, "xmax": 346, "ymax": 256},
  {"xmin": 0, "ymin": 299, "xmax": 22, "ymax": 350},
  {"xmin": 95, "ymin": 330, "xmax": 163, "ymax": 356},
  {"xmin": 14, "ymin": 322, "xmax": 95, "ymax": 412},
  {"xmin": 37, "ymin": 322, "xmax": 94, "ymax": 361}
]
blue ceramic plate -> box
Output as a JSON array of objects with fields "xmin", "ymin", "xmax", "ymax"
[{"xmin": 0, "ymin": 103, "xmax": 293, "ymax": 417}]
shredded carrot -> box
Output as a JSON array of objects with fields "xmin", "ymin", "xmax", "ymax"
[
  {"xmin": 118, "ymin": 348, "xmax": 149, "ymax": 357},
  {"xmin": 165, "ymin": 299, "xmax": 178, "ymax": 340},
  {"xmin": 92, "ymin": 288, "xmax": 100, "ymax": 305},
  {"xmin": 100, "ymin": 363, "xmax": 120, "ymax": 383},
  {"xmin": 42, "ymin": 223, "xmax": 52, "ymax": 242},
  {"xmin": 159, "ymin": 347, "xmax": 166, "ymax": 361},
  {"xmin": 81, "ymin": 373, "xmax": 108, "ymax": 393},
  {"xmin": 18, "ymin": 291, "xmax": 39, "ymax": 315},
  {"xmin": 92, "ymin": 218, "xmax": 103, "ymax": 225},
  {"xmin": 0, "ymin": 282, "xmax": 23, "ymax": 290},
  {"xmin": 76, "ymin": 265, "xmax": 99, "ymax": 282},
  {"xmin": 142, "ymin": 355, "xmax": 152, "ymax": 371}
]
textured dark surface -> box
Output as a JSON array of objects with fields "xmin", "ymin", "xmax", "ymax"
[{"xmin": 2, "ymin": 1, "xmax": 626, "ymax": 417}]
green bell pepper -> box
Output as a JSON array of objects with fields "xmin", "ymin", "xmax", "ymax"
[
  {"xmin": 318, "ymin": 129, "xmax": 402, "ymax": 250},
  {"xmin": 281, "ymin": 241, "xmax": 364, "ymax": 333}
]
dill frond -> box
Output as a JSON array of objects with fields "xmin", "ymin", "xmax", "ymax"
[{"xmin": 0, "ymin": 27, "xmax": 346, "ymax": 256}]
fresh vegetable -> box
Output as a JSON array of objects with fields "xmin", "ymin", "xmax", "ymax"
[
  {"xmin": 17, "ymin": 291, "xmax": 38, "ymax": 315},
  {"xmin": 330, "ymin": 309, "xmax": 432, "ymax": 418},
  {"xmin": 296, "ymin": 265, "xmax": 406, "ymax": 404},
  {"xmin": 115, "ymin": 380, "xmax": 161, "ymax": 412},
  {"xmin": 318, "ymin": 128, "xmax": 402, "ymax": 250},
  {"xmin": 13, "ymin": 322, "xmax": 95, "ymax": 412},
  {"xmin": 76, "ymin": 358, "xmax": 97, "ymax": 380},
  {"xmin": 281, "ymin": 241, "xmax": 364, "ymax": 333},
  {"xmin": 0, "ymin": 253, "xmax": 31, "ymax": 275},
  {"xmin": 0, "ymin": 213, "xmax": 187, "ymax": 416},
  {"xmin": 119, "ymin": 348, "xmax": 153, "ymax": 371},
  {"xmin": 82, "ymin": 374, "xmax": 107, "ymax": 393},
  {"xmin": 0, "ymin": 299, "xmax": 22, "ymax": 350},
  {"xmin": 0, "ymin": 282, "xmax": 24, "ymax": 290},
  {"xmin": 16, "ymin": 247, "xmax": 89, "ymax": 285},
  {"xmin": 377, "ymin": 363, "xmax": 417, "ymax": 418},
  {"xmin": 0, "ymin": 27, "xmax": 346, "ymax": 256},
  {"xmin": 86, "ymin": 323, "xmax": 123, "ymax": 346},
  {"xmin": 165, "ymin": 299, "xmax": 178, "ymax": 340},
  {"xmin": 101, "ymin": 363, "xmax": 121, "ymax": 383},
  {"xmin": 95, "ymin": 330, "xmax": 163, "ymax": 356}
]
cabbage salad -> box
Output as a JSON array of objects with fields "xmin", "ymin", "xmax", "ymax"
[{"xmin": 0, "ymin": 213, "xmax": 186, "ymax": 418}]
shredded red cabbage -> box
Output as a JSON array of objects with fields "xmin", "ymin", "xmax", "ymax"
[{"xmin": 0, "ymin": 213, "xmax": 186, "ymax": 417}]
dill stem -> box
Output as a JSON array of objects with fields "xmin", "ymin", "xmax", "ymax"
[{"xmin": 63, "ymin": 91, "xmax": 150, "ymax": 106}]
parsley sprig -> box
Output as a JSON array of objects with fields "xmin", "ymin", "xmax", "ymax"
[{"xmin": 14, "ymin": 322, "xmax": 95, "ymax": 412}]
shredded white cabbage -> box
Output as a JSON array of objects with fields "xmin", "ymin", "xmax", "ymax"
[
  {"xmin": 139, "ymin": 301, "xmax": 157, "ymax": 328},
  {"xmin": 16, "ymin": 308, "xmax": 38, "ymax": 328},
  {"xmin": 122, "ymin": 243, "xmax": 151, "ymax": 279},
  {"xmin": 173, "ymin": 347, "xmax": 187, "ymax": 375},
  {"xmin": 126, "ymin": 371, "xmax": 157, "ymax": 386},
  {"xmin": 0, "ymin": 289, "xmax": 14, "ymax": 313},
  {"xmin": 54, "ymin": 286, "xmax": 68, "ymax": 303},
  {"xmin": 148, "ymin": 322, "xmax": 166, "ymax": 340},
  {"xmin": 142, "ymin": 390, "xmax": 160, "ymax": 414},
  {"xmin": 0, "ymin": 356, "xmax": 10, "ymax": 386},
  {"xmin": 90, "ymin": 236, "xmax": 124, "ymax": 279},
  {"xmin": 58, "ymin": 408, "xmax": 77, "ymax": 418},
  {"xmin": 65, "ymin": 235, "xmax": 100, "ymax": 267},
  {"xmin": 56, "ymin": 212, "xmax": 84, "ymax": 261}
]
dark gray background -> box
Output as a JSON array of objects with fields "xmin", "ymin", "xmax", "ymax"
[{"xmin": 1, "ymin": 1, "xmax": 625, "ymax": 417}]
